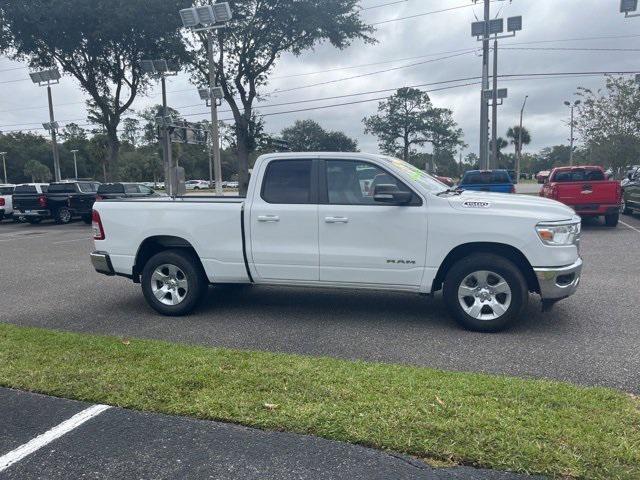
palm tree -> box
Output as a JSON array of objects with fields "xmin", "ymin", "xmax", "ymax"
[{"xmin": 506, "ymin": 126, "xmax": 531, "ymax": 158}]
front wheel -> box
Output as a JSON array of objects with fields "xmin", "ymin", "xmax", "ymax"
[
  {"xmin": 604, "ymin": 212, "xmax": 619, "ymax": 227},
  {"xmin": 141, "ymin": 249, "xmax": 207, "ymax": 316},
  {"xmin": 443, "ymin": 254, "xmax": 528, "ymax": 332}
]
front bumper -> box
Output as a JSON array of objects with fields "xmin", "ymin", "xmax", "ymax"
[
  {"xmin": 534, "ymin": 258, "xmax": 583, "ymax": 300},
  {"xmin": 90, "ymin": 251, "xmax": 115, "ymax": 276}
]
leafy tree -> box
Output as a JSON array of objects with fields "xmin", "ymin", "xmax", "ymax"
[
  {"xmin": 122, "ymin": 118, "xmax": 142, "ymax": 147},
  {"xmin": 185, "ymin": 0, "xmax": 374, "ymax": 194},
  {"xmin": 24, "ymin": 159, "xmax": 51, "ymax": 182},
  {"xmin": 281, "ymin": 120, "xmax": 358, "ymax": 152},
  {"xmin": 506, "ymin": 126, "xmax": 531, "ymax": 158},
  {"xmin": 0, "ymin": 132, "xmax": 53, "ymax": 183},
  {"xmin": 0, "ymin": 0, "xmax": 188, "ymax": 180},
  {"xmin": 430, "ymin": 109, "xmax": 464, "ymax": 173},
  {"xmin": 575, "ymin": 76, "xmax": 640, "ymax": 170},
  {"xmin": 363, "ymin": 88, "xmax": 437, "ymax": 161}
]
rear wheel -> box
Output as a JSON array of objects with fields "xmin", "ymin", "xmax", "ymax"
[
  {"xmin": 443, "ymin": 253, "xmax": 528, "ymax": 332},
  {"xmin": 604, "ymin": 212, "xmax": 619, "ymax": 227},
  {"xmin": 141, "ymin": 249, "xmax": 207, "ymax": 316},
  {"xmin": 54, "ymin": 208, "xmax": 72, "ymax": 224}
]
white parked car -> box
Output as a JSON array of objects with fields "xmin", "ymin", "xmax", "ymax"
[
  {"xmin": 0, "ymin": 184, "xmax": 16, "ymax": 221},
  {"xmin": 91, "ymin": 153, "xmax": 582, "ymax": 332},
  {"xmin": 226, "ymin": 181, "xmax": 239, "ymax": 189},
  {"xmin": 185, "ymin": 180, "xmax": 210, "ymax": 190}
]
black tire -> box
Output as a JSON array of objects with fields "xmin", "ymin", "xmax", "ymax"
[
  {"xmin": 141, "ymin": 249, "xmax": 207, "ymax": 316},
  {"xmin": 81, "ymin": 214, "xmax": 92, "ymax": 224},
  {"xmin": 443, "ymin": 253, "xmax": 528, "ymax": 332},
  {"xmin": 604, "ymin": 213, "xmax": 619, "ymax": 227},
  {"xmin": 26, "ymin": 217, "xmax": 42, "ymax": 224},
  {"xmin": 54, "ymin": 208, "xmax": 72, "ymax": 224}
]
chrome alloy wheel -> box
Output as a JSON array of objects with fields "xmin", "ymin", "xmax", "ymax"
[
  {"xmin": 150, "ymin": 264, "xmax": 189, "ymax": 306},
  {"xmin": 457, "ymin": 270, "xmax": 512, "ymax": 321},
  {"xmin": 620, "ymin": 198, "xmax": 626, "ymax": 214},
  {"xmin": 59, "ymin": 208, "xmax": 71, "ymax": 223}
]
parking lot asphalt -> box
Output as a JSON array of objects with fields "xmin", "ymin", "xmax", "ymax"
[
  {"xmin": 0, "ymin": 388, "xmax": 541, "ymax": 479},
  {"xmin": 1, "ymin": 213, "xmax": 639, "ymax": 393}
]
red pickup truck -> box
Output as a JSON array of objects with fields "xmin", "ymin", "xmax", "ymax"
[{"xmin": 540, "ymin": 166, "xmax": 621, "ymax": 227}]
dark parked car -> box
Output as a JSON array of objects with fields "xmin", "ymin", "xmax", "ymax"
[
  {"xmin": 96, "ymin": 182, "xmax": 160, "ymax": 200},
  {"xmin": 458, "ymin": 170, "xmax": 516, "ymax": 193},
  {"xmin": 13, "ymin": 180, "xmax": 100, "ymax": 224},
  {"xmin": 622, "ymin": 169, "xmax": 640, "ymax": 215}
]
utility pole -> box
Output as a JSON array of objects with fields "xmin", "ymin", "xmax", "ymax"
[
  {"xmin": 208, "ymin": 32, "xmax": 223, "ymax": 195},
  {"xmin": 161, "ymin": 75, "xmax": 175, "ymax": 196},
  {"xmin": 30, "ymin": 68, "xmax": 63, "ymax": 182},
  {"xmin": 480, "ymin": 0, "xmax": 491, "ymax": 170},
  {"xmin": 71, "ymin": 149, "xmax": 79, "ymax": 179},
  {"xmin": 491, "ymin": 36, "xmax": 499, "ymax": 168},
  {"xmin": 0, "ymin": 152, "xmax": 7, "ymax": 184},
  {"xmin": 472, "ymin": 7, "xmax": 523, "ymax": 170},
  {"xmin": 564, "ymin": 100, "xmax": 581, "ymax": 166},
  {"xmin": 517, "ymin": 95, "xmax": 528, "ymax": 181}
]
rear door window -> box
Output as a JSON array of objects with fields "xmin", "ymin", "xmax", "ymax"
[
  {"xmin": 124, "ymin": 184, "xmax": 139, "ymax": 194},
  {"xmin": 463, "ymin": 171, "xmax": 511, "ymax": 184},
  {"xmin": 78, "ymin": 182, "xmax": 99, "ymax": 193},
  {"xmin": 98, "ymin": 184, "xmax": 124, "ymax": 194},
  {"xmin": 14, "ymin": 185, "xmax": 37, "ymax": 194},
  {"xmin": 261, "ymin": 160, "xmax": 313, "ymax": 204},
  {"xmin": 48, "ymin": 183, "xmax": 76, "ymax": 193}
]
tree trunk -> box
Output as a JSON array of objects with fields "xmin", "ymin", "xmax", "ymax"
[
  {"xmin": 105, "ymin": 128, "xmax": 120, "ymax": 182},
  {"xmin": 235, "ymin": 118, "xmax": 251, "ymax": 196}
]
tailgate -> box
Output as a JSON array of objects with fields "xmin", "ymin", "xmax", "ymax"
[
  {"xmin": 557, "ymin": 181, "xmax": 619, "ymax": 206},
  {"xmin": 13, "ymin": 194, "xmax": 43, "ymax": 211}
]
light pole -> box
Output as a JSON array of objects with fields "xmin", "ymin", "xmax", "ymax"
[
  {"xmin": 564, "ymin": 100, "xmax": 581, "ymax": 166},
  {"xmin": 180, "ymin": 2, "xmax": 233, "ymax": 196},
  {"xmin": 30, "ymin": 68, "xmax": 62, "ymax": 182},
  {"xmin": 71, "ymin": 150, "xmax": 79, "ymax": 179},
  {"xmin": 198, "ymin": 87, "xmax": 225, "ymax": 189},
  {"xmin": 0, "ymin": 152, "xmax": 7, "ymax": 184},
  {"xmin": 141, "ymin": 60, "xmax": 178, "ymax": 196},
  {"xmin": 472, "ymin": 9, "xmax": 523, "ymax": 169},
  {"xmin": 517, "ymin": 95, "xmax": 528, "ymax": 182}
]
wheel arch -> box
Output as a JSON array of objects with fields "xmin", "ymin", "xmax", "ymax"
[
  {"xmin": 431, "ymin": 242, "xmax": 540, "ymax": 294},
  {"xmin": 133, "ymin": 235, "xmax": 206, "ymax": 283}
]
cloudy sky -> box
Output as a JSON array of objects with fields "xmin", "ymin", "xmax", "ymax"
[{"xmin": 0, "ymin": 0, "xmax": 639, "ymax": 158}]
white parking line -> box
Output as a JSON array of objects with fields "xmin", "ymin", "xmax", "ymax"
[
  {"xmin": 620, "ymin": 221, "xmax": 640, "ymax": 234},
  {"xmin": 0, "ymin": 404, "xmax": 111, "ymax": 473}
]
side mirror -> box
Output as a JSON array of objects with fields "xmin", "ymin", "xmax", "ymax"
[{"xmin": 373, "ymin": 184, "xmax": 413, "ymax": 205}]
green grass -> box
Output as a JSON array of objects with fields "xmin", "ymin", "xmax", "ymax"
[{"xmin": 0, "ymin": 323, "xmax": 638, "ymax": 479}]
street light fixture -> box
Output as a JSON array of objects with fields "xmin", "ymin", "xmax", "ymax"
[
  {"xmin": 621, "ymin": 0, "xmax": 640, "ymax": 17},
  {"xmin": 141, "ymin": 59, "xmax": 179, "ymax": 196},
  {"xmin": 180, "ymin": 2, "xmax": 233, "ymax": 195},
  {"xmin": 0, "ymin": 152, "xmax": 7, "ymax": 184},
  {"xmin": 30, "ymin": 67, "xmax": 62, "ymax": 182},
  {"xmin": 564, "ymin": 100, "xmax": 581, "ymax": 166}
]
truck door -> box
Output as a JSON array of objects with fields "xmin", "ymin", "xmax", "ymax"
[
  {"xmin": 249, "ymin": 159, "xmax": 319, "ymax": 282},
  {"xmin": 318, "ymin": 159, "xmax": 428, "ymax": 287}
]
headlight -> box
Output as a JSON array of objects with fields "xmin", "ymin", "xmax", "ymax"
[{"xmin": 536, "ymin": 219, "xmax": 581, "ymax": 246}]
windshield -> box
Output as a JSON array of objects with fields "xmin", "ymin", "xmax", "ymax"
[{"xmin": 379, "ymin": 156, "xmax": 448, "ymax": 193}]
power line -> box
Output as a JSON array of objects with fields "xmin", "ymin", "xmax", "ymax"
[{"xmin": 372, "ymin": 1, "xmax": 500, "ymax": 25}]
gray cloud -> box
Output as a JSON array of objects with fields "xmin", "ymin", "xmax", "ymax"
[{"xmin": 1, "ymin": 0, "xmax": 639, "ymax": 158}]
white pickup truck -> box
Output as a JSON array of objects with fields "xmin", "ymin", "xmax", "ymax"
[{"xmin": 91, "ymin": 153, "xmax": 582, "ymax": 332}]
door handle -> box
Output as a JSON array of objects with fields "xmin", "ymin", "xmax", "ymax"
[
  {"xmin": 257, "ymin": 215, "xmax": 280, "ymax": 222},
  {"xmin": 325, "ymin": 216, "xmax": 349, "ymax": 224}
]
